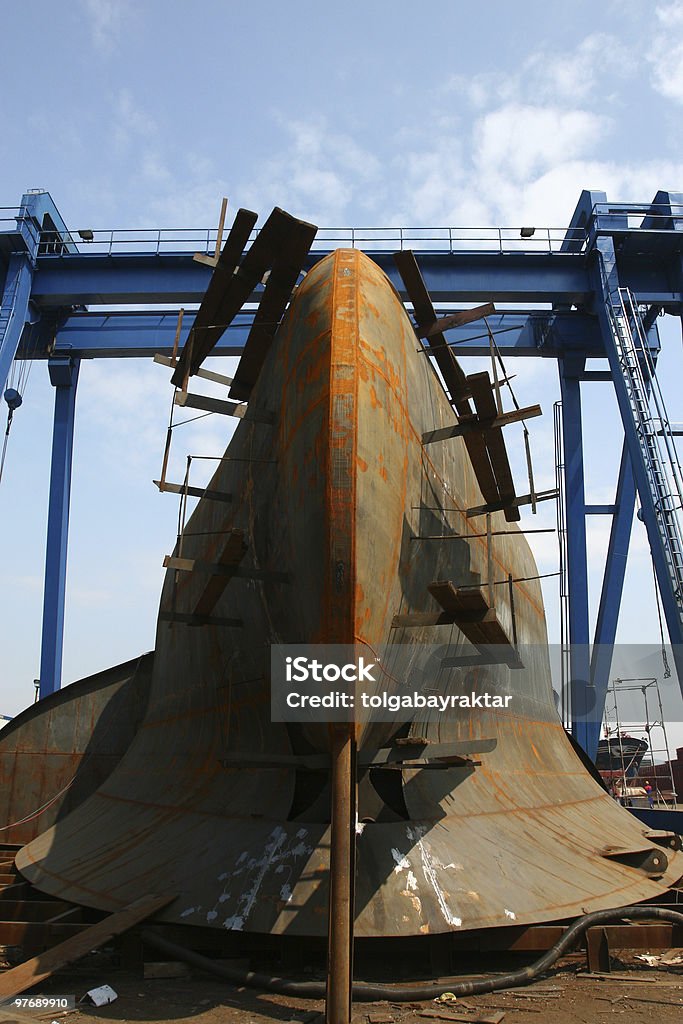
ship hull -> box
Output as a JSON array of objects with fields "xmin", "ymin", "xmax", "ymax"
[{"xmin": 16, "ymin": 250, "xmax": 683, "ymax": 937}]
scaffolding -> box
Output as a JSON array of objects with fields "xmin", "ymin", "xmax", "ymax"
[{"xmin": 602, "ymin": 676, "xmax": 678, "ymax": 808}]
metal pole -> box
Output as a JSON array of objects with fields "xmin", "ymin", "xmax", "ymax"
[
  {"xmin": 39, "ymin": 357, "xmax": 80, "ymax": 698},
  {"xmin": 588, "ymin": 441, "xmax": 636, "ymax": 758},
  {"xmin": 326, "ymin": 724, "xmax": 356, "ymax": 1024},
  {"xmin": 559, "ymin": 358, "xmax": 592, "ymax": 752}
]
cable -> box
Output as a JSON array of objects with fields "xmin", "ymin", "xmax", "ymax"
[
  {"xmin": 141, "ymin": 904, "xmax": 683, "ymax": 1001},
  {"xmin": 0, "ymin": 405, "xmax": 16, "ymax": 486},
  {"xmin": 652, "ymin": 554, "xmax": 672, "ymax": 679}
]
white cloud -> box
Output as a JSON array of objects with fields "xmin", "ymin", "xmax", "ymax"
[
  {"xmin": 443, "ymin": 32, "xmax": 632, "ymax": 110},
  {"xmin": 650, "ymin": 2, "xmax": 683, "ymax": 103},
  {"xmin": 238, "ymin": 117, "xmax": 382, "ymax": 224},
  {"xmin": 81, "ymin": 0, "xmax": 130, "ymax": 53},
  {"xmin": 474, "ymin": 104, "xmax": 605, "ymax": 185},
  {"xmin": 523, "ymin": 33, "xmax": 632, "ymax": 103}
]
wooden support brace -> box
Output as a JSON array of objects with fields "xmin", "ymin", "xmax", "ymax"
[
  {"xmin": 391, "ymin": 611, "xmax": 457, "ymax": 628},
  {"xmin": 154, "ymin": 480, "xmax": 233, "ymax": 502},
  {"xmin": 172, "ymin": 207, "xmax": 259, "ymax": 386},
  {"xmin": 393, "ymin": 251, "xmax": 500, "ymax": 505},
  {"xmin": 163, "ymin": 554, "xmax": 290, "ymax": 583},
  {"xmin": 229, "ymin": 217, "xmax": 318, "ymax": 401},
  {"xmin": 159, "ymin": 611, "xmax": 243, "ymax": 627},
  {"xmin": 468, "ymin": 370, "xmax": 520, "ymax": 522},
  {"xmin": 428, "ymin": 579, "xmax": 520, "ymax": 658},
  {"xmin": 421, "ymin": 404, "xmax": 542, "ymax": 444},
  {"xmin": 174, "ymin": 208, "xmax": 316, "ymax": 388},
  {"xmin": 0, "ymin": 894, "xmax": 174, "ymax": 999},
  {"xmin": 193, "ymin": 528, "xmax": 248, "ymax": 618},
  {"xmin": 418, "ymin": 302, "xmax": 496, "ymax": 338},
  {"xmin": 193, "ymin": 197, "xmax": 229, "ymax": 267},
  {"xmin": 174, "ymin": 390, "xmax": 253, "ymax": 419},
  {"xmin": 154, "ymin": 353, "xmax": 234, "ymax": 388}
]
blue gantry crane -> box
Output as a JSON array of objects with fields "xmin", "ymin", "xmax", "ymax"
[{"xmin": 1, "ymin": 188, "xmax": 683, "ymax": 762}]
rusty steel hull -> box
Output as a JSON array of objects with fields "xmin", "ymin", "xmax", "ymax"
[
  {"xmin": 15, "ymin": 250, "xmax": 683, "ymax": 937},
  {"xmin": 0, "ymin": 654, "xmax": 152, "ymax": 846}
]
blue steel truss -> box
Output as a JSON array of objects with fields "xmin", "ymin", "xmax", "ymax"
[{"xmin": 1, "ymin": 188, "xmax": 683, "ymax": 761}]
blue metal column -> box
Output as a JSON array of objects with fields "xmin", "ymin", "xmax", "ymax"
[
  {"xmin": 39, "ymin": 357, "xmax": 80, "ymax": 698},
  {"xmin": 559, "ymin": 355, "xmax": 592, "ymax": 751},
  {"xmin": 587, "ymin": 442, "xmax": 636, "ymax": 758},
  {"xmin": 0, "ymin": 253, "xmax": 34, "ymax": 394}
]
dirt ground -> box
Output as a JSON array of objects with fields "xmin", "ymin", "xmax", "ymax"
[{"xmin": 1, "ymin": 950, "xmax": 681, "ymax": 1024}]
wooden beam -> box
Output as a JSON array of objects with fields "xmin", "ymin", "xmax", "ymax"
[
  {"xmin": 393, "ymin": 250, "xmax": 500, "ymax": 504},
  {"xmin": 428, "ymin": 580, "xmax": 488, "ymax": 616},
  {"xmin": 422, "ymin": 403, "xmax": 542, "ymax": 444},
  {"xmin": 171, "ymin": 207, "xmax": 259, "ymax": 386},
  {"xmin": 427, "ymin": 578, "xmax": 520, "ymax": 659},
  {"xmin": 154, "ymin": 354, "xmax": 234, "ymax": 388},
  {"xmin": 419, "ymin": 302, "xmax": 496, "ymax": 338},
  {"xmin": 193, "ymin": 528, "xmax": 248, "ymax": 618},
  {"xmin": 174, "ymin": 390, "xmax": 250, "ymax": 419},
  {"xmin": 164, "ymin": 555, "xmax": 290, "ymax": 583},
  {"xmin": 468, "ymin": 370, "xmax": 520, "ymax": 522},
  {"xmin": 154, "ymin": 480, "xmax": 233, "ymax": 503},
  {"xmin": 159, "ymin": 611, "xmax": 243, "ymax": 627},
  {"xmin": 0, "ymin": 894, "xmax": 174, "ymax": 999},
  {"xmin": 173, "ymin": 208, "xmax": 316, "ymax": 388},
  {"xmin": 229, "ymin": 217, "xmax": 318, "ymax": 401},
  {"xmin": 391, "ymin": 611, "xmax": 456, "ymax": 628}
]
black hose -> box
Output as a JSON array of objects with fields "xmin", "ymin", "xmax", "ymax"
[{"xmin": 142, "ymin": 904, "xmax": 683, "ymax": 1002}]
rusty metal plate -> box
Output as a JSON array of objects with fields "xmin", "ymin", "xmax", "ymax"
[{"xmin": 14, "ymin": 251, "xmax": 683, "ymax": 938}]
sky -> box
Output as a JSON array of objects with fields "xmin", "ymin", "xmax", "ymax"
[{"xmin": 1, "ymin": 0, "xmax": 683, "ymax": 751}]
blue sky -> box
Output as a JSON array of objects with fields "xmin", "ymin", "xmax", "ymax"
[{"xmin": 2, "ymin": 0, "xmax": 683, "ymax": 742}]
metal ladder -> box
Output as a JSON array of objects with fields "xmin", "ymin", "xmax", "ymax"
[{"xmin": 607, "ymin": 285, "xmax": 683, "ymax": 617}]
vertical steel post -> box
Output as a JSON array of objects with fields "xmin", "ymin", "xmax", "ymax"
[
  {"xmin": 39, "ymin": 358, "xmax": 80, "ymax": 698},
  {"xmin": 588, "ymin": 442, "xmax": 636, "ymax": 758},
  {"xmin": 559, "ymin": 357, "xmax": 592, "ymax": 752},
  {"xmin": 326, "ymin": 725, "xmax": 356, "ymax": 1024}
]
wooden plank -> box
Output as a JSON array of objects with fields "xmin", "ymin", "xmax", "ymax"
[
  {"xmin": 154, "ymin": 480, "xmax": 233, "ymax": 503},
  {"xmin": 159, "ymin": 611, "xmax": 243, "ymax": 627},
  {"xmin": 229, "ymin": 217, "xmax": 318, "ymax": 400},
  {"xmin": 0, "ymin": 893, "xmax": 174, "ymax": 999},
  {"xmin": 393, "ymin": 251, "xmax": 500, "ymax": 504},
  {"xmin": 391, "ymin": 611, "xmax": 455, "ymax": 628},
  {"xmin": 428, "ymin": 580, "xmax": 489, "ymax": 616},
  {"xmin": 419, "ymin": 302, "xmax": 496, "ymax": 338},
  {"xmin": 422, "ymin": 404, "xmax": 542, "ymax": 444},
  {"xmin": 173, "ymin": 208, "xmax": 316, "ymax": 387},
  {"xmin": 427, "ymin": 579, "xmax": 518, "ymax": 651},
  {"xmin": 171, "ymin": 207, "xmax": 259, "ymax": 386},
  {"xmin": 164, "ymin": 555, "xmax": 290, "ymax": 583},
  {"xmin": 193, "ymin": 529, "xmax": 248, "ymax": 618},
  {"xmin": 154, "ymin": 354, "xmax": 234, "ymax": 388},
  {"xmin": 174, "ymin": 390, "xmax": 250, "ymax": 419},
  {"xmin": 468, "ymin": 370, "xmax": 520, "ymax": 522}
]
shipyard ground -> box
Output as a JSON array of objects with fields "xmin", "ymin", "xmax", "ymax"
[{"xmin": 1, "ymin": 950, "xmax": 681, "ymax": 1024}]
